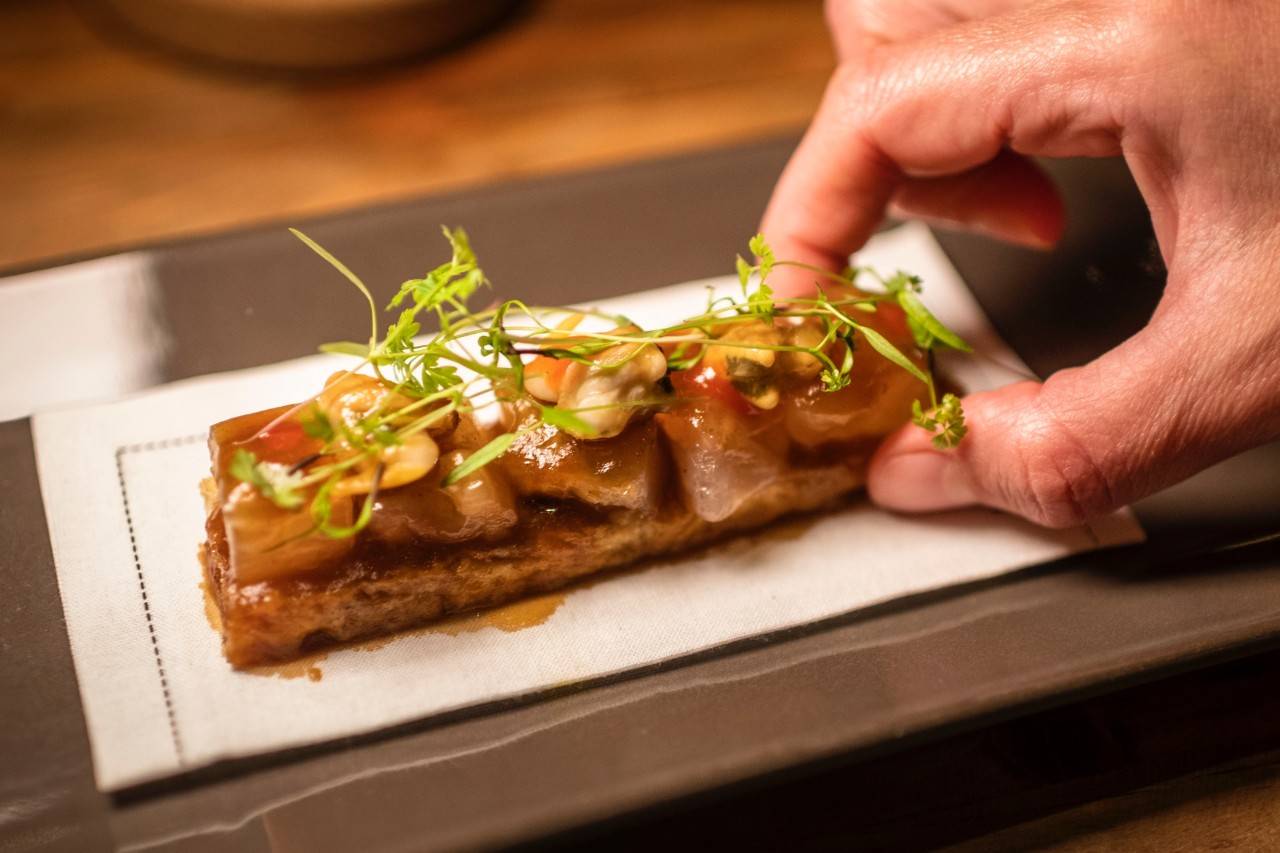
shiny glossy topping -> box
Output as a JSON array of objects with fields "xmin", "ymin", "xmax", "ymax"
[{"xmin": 215, "ymin": 228, "xmax": 972, "ymax": 581}]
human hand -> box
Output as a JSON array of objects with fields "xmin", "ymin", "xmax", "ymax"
[{"xmin": 761, "ymin": 0, "xmax": 1280, "ymax": 527}]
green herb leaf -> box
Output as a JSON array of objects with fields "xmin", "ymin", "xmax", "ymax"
[
  {"xmin": 358, "ymin": 416, "xmax": 402, "ymax": 448},
  {"xmin": 301, "ymin": 406, "xmax": 335, "ymax": 442},
  {"xmin": 818, "ymin": 325, "xmax": 856, "ymax": 391},
  {"xmin": 388, "ymin": 226, "xmax": 488, "ymax": 313},
  {"xmin": 896, "ymin": 288, "xmax": 971, "ymax": 352},
  {"xmin": 384, "ymin": 311, "xmax": 421, "ymax": 350},
  {"xmin": 747, "ymin": 281, "xmax": 774, "ymax": 319},
  {"xmin": 443, "ymin": 432, "xmax": 518, "ymax": 486},
  {"xmin": 229, "ymin": 448, "xmax": 305, "ymax": 510},
  {"xmin": 418, "ymin": 363, "xmax": 463, "ymax": 395},
  {"xmin": 820, "ymin": 368, "xmax": 851, "ymax": 392},
  {"xmin": 856, "ymin": 325, "xmax": 931, "ymax": 386},
  {"xmin": 539, "ymin": 404, "xmax": 598, "ymax": 437},
  {"xmin": 311, "ymin": 472, "xmax": 378, "ymax": 539},
  {"xmin": 748, "ymin": 233, "xmax": 775, "ymax": 282},
  {"xmin": 912, "ymin": 394, "xmax": 968, "ymax": 449},
  {"xmin": 881, "ymin": 271, "xmax": 922, "ymax": 294},
  {"xmin": 736, "ymin": 254, "xmax": 752, "ymax": 291},
  {"xmin": 443, "ymin": 225, "xmax": 477, "ymax": 267}
]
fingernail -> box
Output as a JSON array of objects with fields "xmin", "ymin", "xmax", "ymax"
[
  {"xmin": 1019, "ymin": 215, "xmax": 1062, "ymax": 251},
  {"xmin": 972, "ymin": 213, "xmax": 1058, "ymax": 252},
  {"xmin": 868, "ymin": 450, "xmax": 977, "ymax": 512}
]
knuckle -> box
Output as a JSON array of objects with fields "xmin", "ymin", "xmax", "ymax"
[
  {"xmin": 827, "ymin": 52, "xmax": 888, "ymax": 127},
  {"xmin": 1117, "ymin": 1, "xmax": 1180, "ymax": 64},
  {"xmin": 824, "ymin": 0, "xmax": 873, "ymax": 31},
  {"xmin": 1008, "ymin": 409, "xmax": 1118, "ymax": 529},
  {"xmin": 830, "ymin": 53, "xmax": 873, "ymax": 95}
]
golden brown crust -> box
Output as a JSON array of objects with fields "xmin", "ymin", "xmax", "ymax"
[{"xmin": 205, "ymin": 462, "xmax": 864, "ymax": 668}]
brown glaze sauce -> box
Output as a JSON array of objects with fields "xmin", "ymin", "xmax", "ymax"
[
  {"xmin": 203, "ymin": 318, "xmax": 931, "ymax": 672},
  {"xmin": 425, "ymin": 591, "xmax": 565, "ymax": 636},
  {"xmin": 254, "ymin": 658, "xmax": 326, "ymax": 682},
  {"xmin": 200, "ymin": 580, "xmax": 221, "ymax": 633},
  {"xmin": 244, "ymin": 591, "xmax": 567, "ymax": 681},
  {"xmin": 202, "ymin": 431, "xmax": 873, "ymax": 613}
]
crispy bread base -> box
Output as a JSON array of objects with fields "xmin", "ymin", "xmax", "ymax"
[{"xmin": 205, "ymin": 463, "xmax": 864, "ymax": 668}]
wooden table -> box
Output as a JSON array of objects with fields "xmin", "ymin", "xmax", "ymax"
[
  {"xmin": 0, "ymin": 0, "xmax": 831, "ymax": 271},
  {"xmin": 2, "ymin": 2, "xmax": 1277, "ymax": 849}
]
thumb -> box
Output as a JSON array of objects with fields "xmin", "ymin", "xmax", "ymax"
[
  {"xmin": 868, "ymin": 381, "xmax": 1113, "ymax": 528},
  {"xmin": 867, "ymin": 315, "xmax": 1279, "ymax": 527}
]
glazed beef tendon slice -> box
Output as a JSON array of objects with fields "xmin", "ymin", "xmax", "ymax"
[{"xmin": 201, "ymin": 229, "xmax": 970, "ymax": 667}]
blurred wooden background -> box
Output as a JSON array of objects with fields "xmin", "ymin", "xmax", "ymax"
[{"xmin": 0, "ymin": 0, "xmax": 832, "ymax": 271}]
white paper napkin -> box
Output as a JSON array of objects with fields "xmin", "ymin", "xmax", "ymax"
[
  {"xmin": 0, "ymin": 252, "xmax": 167, "ymax": 422},
  {"xmin": 32, "ymin": 224, "xmax": 1142, "ymax": 791}
]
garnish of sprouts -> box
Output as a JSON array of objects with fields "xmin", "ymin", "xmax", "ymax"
[{"xmin": 231, "ymin": 227, "xmax": 972, "ymax": 539}]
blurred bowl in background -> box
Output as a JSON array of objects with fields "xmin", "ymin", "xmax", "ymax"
[{"xmin": 98, "ymin": 0, "xmax": 523, "ymax": 73}]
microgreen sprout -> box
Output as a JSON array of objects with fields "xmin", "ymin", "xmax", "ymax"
[
  {"xmin": 229, "ymin": 448, "xmax": 305, "ymax": 510},
  {"xmin": 230, "ymin": 228, "xmax": 972, "ymax": 536},
  {"xmin": 913, "ymin": 393, "xmax": 969, "ymax": 449}
]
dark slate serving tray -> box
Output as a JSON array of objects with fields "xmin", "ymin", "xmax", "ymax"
[{"xmin": 2, "ymin": 136, "xmax": 1279, "ymax": 852}]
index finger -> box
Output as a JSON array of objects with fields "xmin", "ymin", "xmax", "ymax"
[
  {"xmin": 827, "ymin": 0, "xmax": 1032, "ymax": 57},
  {"xmin": 761, "ymin": 3, "xmax": 1130, "ymax": 292}
]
